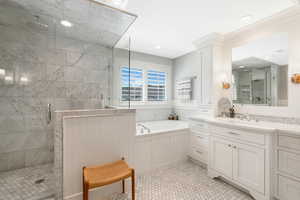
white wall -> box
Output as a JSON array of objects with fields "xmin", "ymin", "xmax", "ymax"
[
  {"xmin": 113, "ymin": 49, "xmax": 173, "ymax": 121},
  {"xmin": 221, "ymin": 6, "xmax": 300, "ymax": 118},
  {"xmin": 173, "ymin": 49, "xmax": 214, "ymax": 120}
]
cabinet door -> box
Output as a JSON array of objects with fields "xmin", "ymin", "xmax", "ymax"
[
  {"xmin": 211, "ymin": 137, "xmax": 233, "ymax": 178},
  {"xmin": 200, "ymin": 46, "xmax": 212, "ymax": 105},
  {"xmin": 233, "ymin": 143, "xmax": 265, "ymax": 194},
  {"xmin": 278, "ymin": 175, "xmax": 300, "ymax": 200}
]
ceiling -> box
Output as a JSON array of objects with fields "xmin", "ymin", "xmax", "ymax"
[{"xmin": 116, "ymin": 0, "xmax": 296, "ymax": 59}]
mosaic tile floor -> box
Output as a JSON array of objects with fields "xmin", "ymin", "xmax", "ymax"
[
  {"xmin": 112, "ymin": 160, "xmax": 253, "ymax": 200},
  {"xmin": 0, "ymin": 164, "xmax": 54, "ymax": 200}
]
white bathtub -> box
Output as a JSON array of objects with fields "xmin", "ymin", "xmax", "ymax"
[
  {"xmin": 136, "ymin": 120, "xmax": 189, "ymax": 136},
  {"xmin": 134, "ymin": 120, "xmax": 189, "ymax": 173}
]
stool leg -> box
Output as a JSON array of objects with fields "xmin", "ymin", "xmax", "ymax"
[
  {"xmin": 131, "ymin": 169, "xmax": 135, "ymax": 200},
  {"xmin": 122, "ymin": 179, "xmax": 125, "ymax": 193},
  {"xmin": 83, "ymin": 167, "xmax": 87, "ymax": 200},
  {"xmin": 84, "ymin": 184, "xmax": 89, "ymax": 200}
]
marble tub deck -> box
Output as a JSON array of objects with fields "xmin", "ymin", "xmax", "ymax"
[
  {"xmin": 0, "ymin": 164, "xmax": 54, "ymax": 200},
  {"xmin": 112, "ymin": 160, "xmax": 253, "ymax": 200}
]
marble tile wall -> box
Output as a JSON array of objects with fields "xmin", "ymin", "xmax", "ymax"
[
  {"xmin": 135, "ymin": 108, "xmax": 172, "ymax": 122},
  {"xmin": 0, "ymin": 22, "xmax": 113, "ymax": 172}
]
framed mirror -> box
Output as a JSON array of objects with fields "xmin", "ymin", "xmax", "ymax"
[{"xmin": 232, "ymin": 33, "xmax": 288, "ymax": 107}]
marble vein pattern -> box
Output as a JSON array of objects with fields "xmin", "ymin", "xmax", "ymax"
[
  {"xmin": 0, "ymin": 0, "xmax": 113, "ymax": 173},
  {"xmin": 111, "ymin": 161, "xmax": 253, "ymax": 200}
]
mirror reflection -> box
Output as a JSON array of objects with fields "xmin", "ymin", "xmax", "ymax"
[{"xmin": 232, "ymin": 33, "xmax": 288, "ymax": 106}]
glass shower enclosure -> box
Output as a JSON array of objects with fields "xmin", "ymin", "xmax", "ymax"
[{"xmin": 0, "ymin": 0, "xmax": 136, "ymax": 199}]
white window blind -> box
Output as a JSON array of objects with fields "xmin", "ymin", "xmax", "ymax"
[
  {"xmin": 121, "ymin": 67, "xmax": 143, "ymax": 101},
  {"xmin": 147, "ymin": 70, "xmax": 166, "ymax": 101}
]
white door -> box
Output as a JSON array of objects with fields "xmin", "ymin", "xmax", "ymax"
[
  {"xmin": 233, "ymin": 142, "xmax": 265, "ymax": 194},
  {"xmin": 211, "ymin": 137, "xmax": 233, "ymax": 178}
]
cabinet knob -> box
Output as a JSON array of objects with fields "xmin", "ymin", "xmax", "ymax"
[
  {"xmin": 233, "ymin": 146, "xmax": 237, "ymax": 149},
  {"xmin": 228, "ymin": 144, "xmax": 232, "ymax": 147},
  {"xmin": 228, "ymin": 131, "xmax": 240, "ymax": 136}
]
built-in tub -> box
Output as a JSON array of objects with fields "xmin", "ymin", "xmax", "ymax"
[
  {"xmin": 136, "ymin": 120, "xmax": 189, "ymax": 136},
  {"xmin": 134, "ymin": 120, "xmax": 189, "ymax": 173}
]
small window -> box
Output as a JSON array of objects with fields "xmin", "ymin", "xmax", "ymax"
[
  {"xmin": 147, "ymin": 70, "xmax": 166, "ymax": 101},
  {"xmin": 121, "ymin": 67, "xmax": 143, "ymax": 101}
]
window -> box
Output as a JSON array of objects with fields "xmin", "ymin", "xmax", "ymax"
[
  {"xmin": 121, "ymin": 67, "xmax": 143, "ymax": 101},
  {"xmin": 120, "ymin": 67, "xmax": 167, "ymax": 103},
  {"xmin": 147, "ymin": 70, "xmax": 166, "ymax": 101}
]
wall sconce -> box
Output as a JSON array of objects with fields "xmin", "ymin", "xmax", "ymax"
[
  {"xmin": 222, "ymin": 82, "xmax": 231, "ymax": 89},
  {"xmin": 221, "ymin": 73, "xmax": 231, "ymax": 89},
  {"xmin": 291, "ymin": 74, "xmax": 300, "ymax": 84}
]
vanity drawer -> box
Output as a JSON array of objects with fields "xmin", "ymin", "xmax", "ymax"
[
  {"xmin": 278, "ymin": 175, "xmax": 300, "ymax": 200},
  {"xmin": 278, "ymin": 135, "xmax": 300, "ymax": 151},
  {"xmin": 190, "ymin": 146, "xmax": 208, "ymax": 163},
  {"xmin": 210, "ymin": 125, "xmax": 265, "ymax": 145},
  {"xmin": 190, "ymin": 133, "xmax": 208, "ymax": 150},
  {"xmin": 278, "ymin": 150, "xmax": 300, "ymax": 178}
]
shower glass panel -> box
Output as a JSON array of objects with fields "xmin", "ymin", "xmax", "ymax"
[
  {"xmin": 0, "ymin": 0, "xmax": 136, "ymax": 199},
  {"xmin": 113, "ymin": 37, "xmax": 133, "ymax": 108}
]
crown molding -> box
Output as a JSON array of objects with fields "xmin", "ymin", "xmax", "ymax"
[{"xmin": 193, "ymin": 33, "xmax": 224, "ymax": 49}]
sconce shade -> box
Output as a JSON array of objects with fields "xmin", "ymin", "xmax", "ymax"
[
  {"xmin": 222, "ymin": 82, "xmax": 231, "ymax": 89},
  {"xmin": 291, "ymin": 74, "xmax": 300, "ymax": 84}
]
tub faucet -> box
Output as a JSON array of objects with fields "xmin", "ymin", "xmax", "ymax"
[{"xmin": 137, "ymin": 123, "xmax": 151, "ymax": 133}]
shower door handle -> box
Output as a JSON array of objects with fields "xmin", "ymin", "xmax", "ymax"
[{"xmin": 47, "ymin": 103, "xmax": 52, "ymax": 124}]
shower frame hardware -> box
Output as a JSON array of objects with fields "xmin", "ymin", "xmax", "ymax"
[{"xmin": 47, "ymin": 103, "xmax": 52, "ymax": 124}]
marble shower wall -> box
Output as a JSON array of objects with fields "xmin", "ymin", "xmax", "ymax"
[{"xmin": 0, "ymin": 21, "xmax": 113, "ymax": 172}]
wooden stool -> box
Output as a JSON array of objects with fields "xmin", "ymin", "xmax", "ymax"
[{"xmin": 82, "ymin": 158, "xmax": 135, "ymax": 200}]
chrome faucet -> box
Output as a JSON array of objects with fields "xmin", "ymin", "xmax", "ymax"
[{"xmin": 137, "ymin": 123, "xmax": 151, "ymax": 133}]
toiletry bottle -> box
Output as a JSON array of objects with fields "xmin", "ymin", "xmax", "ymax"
[
  {"xmin": 229, "ymin": 105, "xmax": 235, "ymax": 118},
  {"xmin": 171, "ymin": 112, "xmax": 175, "ymax": 120},
  {"xmin": 175, "ymin": 113, "xmax": 179, "ymax": 120}
]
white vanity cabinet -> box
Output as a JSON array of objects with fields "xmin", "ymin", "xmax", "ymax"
[
  {"xmin": 208, "ymin": 124, "xmax": 271, "ymax": 200},
  {"xmin": 274, "ymin": 133, "xmax": 300, "ymax": 200},
  {"xmin": 189, "ymin": 120, "xmax": 210, "ymax": 164}
]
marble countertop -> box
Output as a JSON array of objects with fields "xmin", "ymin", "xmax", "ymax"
[{"xmin": 190, "ymin": 116, "xmax": 300, "ymax": 135}]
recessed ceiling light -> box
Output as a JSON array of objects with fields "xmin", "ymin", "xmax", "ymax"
[
  {"xmin": 275, "ymin": 49, "xmax": 284, "ymax": 53},
  {"xmin": 20, "ymin": 76, "xmax": 28, "ymax": 82},
  {"xmin": 240, "ymin": 15, "xmax": 253, "ymax": 24},
  {"xmin": 155, "ymin": 45, "xmax": 161, "ymax": 49},
  {"xmin": 4, "ymin": 76, "xmax": 13, "ymax": 81},
  {"xmin": 0, "ymin": 69, "xmax": 5, "ymax": 76},
  {"xmin": 60, "ymin": 20, "xmax": 73, "ymax": 27},
  {"xmin": 239, "ymin": 66, "xmax": 245, "ymax": 69},
  {"xmin": 290, "ymin": 0, "xmax": 299, "ymax": 4}
]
